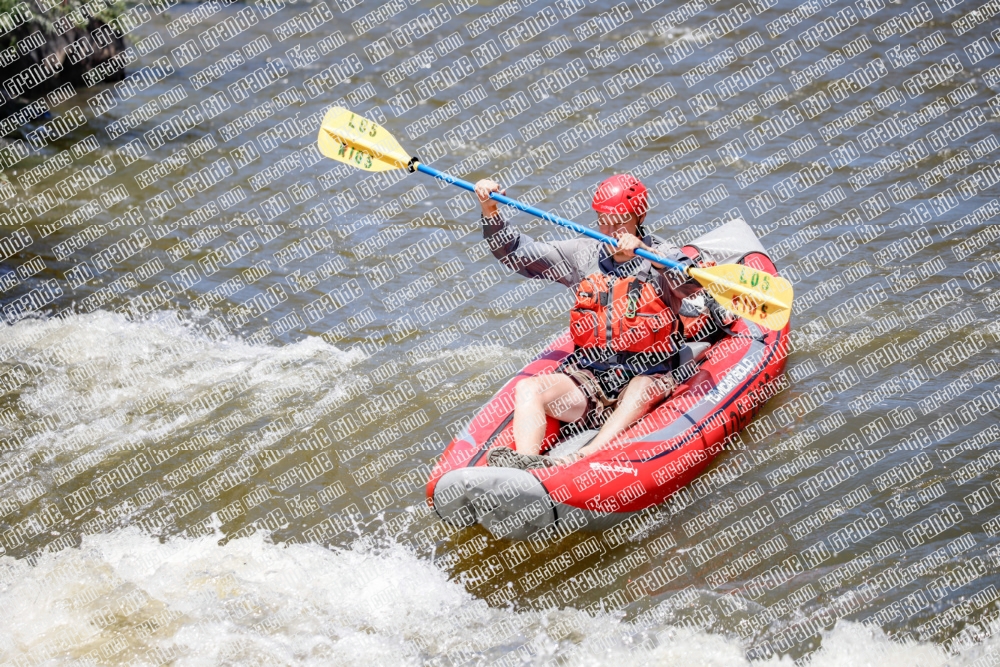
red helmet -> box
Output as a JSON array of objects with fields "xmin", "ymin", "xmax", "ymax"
[{"xmin": 592, "ymin": 174, "xmax": 648, "ymax": 217}]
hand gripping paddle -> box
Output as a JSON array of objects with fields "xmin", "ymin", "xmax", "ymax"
[{"xmin": 317, "ymin": 107, "xmax": 794, "ymax": 331}]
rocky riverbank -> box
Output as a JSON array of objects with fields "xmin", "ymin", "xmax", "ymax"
[{"xmin": 0, "ymin": 0, "xmax": 128, "ymax": 126}]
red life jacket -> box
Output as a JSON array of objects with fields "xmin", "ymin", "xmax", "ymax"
[
  {"xmin": 570, "ymin": 272, "xmax": 680, "ymax": 355},
  {"xmin": 677, "ymin": 245, "xmax": 715, "ymax": 340}
]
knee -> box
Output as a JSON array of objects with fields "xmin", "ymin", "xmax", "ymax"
[
  {"xmin": 546, "ymin": 389, "xmax": 576, "ymax": 416},
  {"xmin": 515, "ymin": 378, "xmax": 541, "ymax": 406}
]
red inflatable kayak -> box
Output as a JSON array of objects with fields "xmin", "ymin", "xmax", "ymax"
[{"xmin": 426, "ymin": 220, "xmax": 790, "ymax": 540}]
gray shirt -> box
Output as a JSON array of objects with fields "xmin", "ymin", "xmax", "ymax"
[{"xmin": 481, "ymin": 212, "xmax": 705, "ymax": 313}]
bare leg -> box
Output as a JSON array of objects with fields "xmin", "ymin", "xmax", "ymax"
[
  {"xmin": 513, "ymin": 373, "xmax": 588, "ymax": 456},
  {"xmin": 575, "ymin": 375, "xmax": 672, "ymax": 458}
]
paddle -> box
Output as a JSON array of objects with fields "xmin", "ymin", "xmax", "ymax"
[{"xmin": 316, "ymin": 107, "xmax": 793, "ymax": 331}]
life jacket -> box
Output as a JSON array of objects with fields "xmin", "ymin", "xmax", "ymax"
[
  {"xmin": 570, "ymin": 270, "xmax": 680, "ymax": 356},
  {"xmin": 676, "ymin": 245, "xmax": 720, "ymax": 341},
  {"xmin": 677, "ymin": 245, "xmax": 755, "ymax": 341}
]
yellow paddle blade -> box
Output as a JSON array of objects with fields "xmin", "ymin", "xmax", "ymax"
[
  {"xmin": 689, "ymin": 264, "xmax": 794, "ymax": 332},
  {"xmin": 317, "ymin": 107, "xmax": 411, "ymax": 172}
]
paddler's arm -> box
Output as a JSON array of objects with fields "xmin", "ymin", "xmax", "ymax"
[
  {"xmin": 646, "ymin": 239, "xmax": 703, "ymax": 312},
  {"xmin": 623, "ymin": 234, "xmax": 730, "ymax": 323},
  {"xmin": 602, "ymin": 233, "xmax": 695, "ymax": 282},
  {"xmin": 476, "ymin": 179, "xmax": 586, "ymax": 287}
]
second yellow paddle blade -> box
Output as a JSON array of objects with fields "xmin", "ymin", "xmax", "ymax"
[
  {"xmin": 689, "ymin": 264, "xmax": 793, "ymax": 332},
  {"xmin": 317, "ymin": 107, "xmax": 411, "ymax": 172}
]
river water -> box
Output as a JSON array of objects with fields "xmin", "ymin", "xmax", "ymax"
[{"xmin": 1, "ymin": 0, "xmax": 999, "ymax": 664}]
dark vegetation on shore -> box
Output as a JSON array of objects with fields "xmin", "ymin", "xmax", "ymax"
[{"xmin": 1, "ymin": 0, "xmax": 129, "ymax": 124}]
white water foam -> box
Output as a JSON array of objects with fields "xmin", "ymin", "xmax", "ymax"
[
  {"xmin": 0, "ymin": 311, "xmax": 363, "ymax": 450},
  {"xmin": 0, "ymin": 310, "xmax": 365, "ymax": 497},
  {"xmin": 3, "ymin": 315, "xmax": 1000, "ymax": 665},
  {"xmin": 1, "ymin": 528, "xmax": 998, "ymax": 666}
]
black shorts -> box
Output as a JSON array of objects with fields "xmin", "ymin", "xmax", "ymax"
[{"xmin": 556, "ymin": 358, "xmax": 672, "ymax": 429}]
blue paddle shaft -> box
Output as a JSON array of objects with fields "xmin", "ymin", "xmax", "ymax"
[{"xmin": 414, "ymin": 162, "xmax": 688, "ymax": 274}]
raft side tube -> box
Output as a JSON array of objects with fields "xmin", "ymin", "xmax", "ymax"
[
  {"xmin": 433, "ymin": 466, "xmax": 652, "ymax": 540},
  {"xmin": 433, "ymin": 467, "xmax": 558, "ymax": 540}
]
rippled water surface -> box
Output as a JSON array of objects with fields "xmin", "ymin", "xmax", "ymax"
[{"xmin": 1, "ymin": 0, "xmax": 1000, "ymax": 664}]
